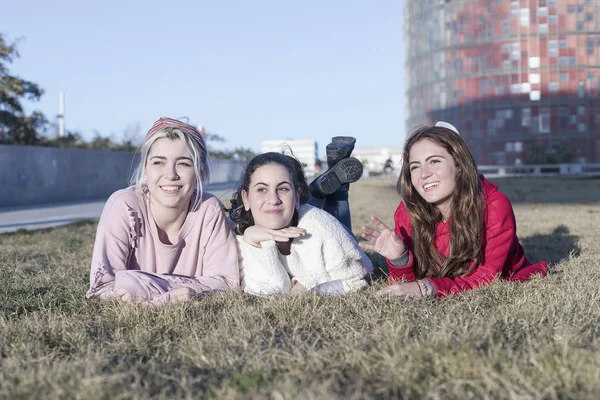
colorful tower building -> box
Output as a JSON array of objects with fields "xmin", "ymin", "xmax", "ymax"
[{"xmin": 405, "ymin": 0, "xmax": 600, "ymax": 164}]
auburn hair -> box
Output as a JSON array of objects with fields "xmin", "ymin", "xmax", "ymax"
[{"xmin": 397, "ymin": 126, "xmax": 484, "ymax": 278}]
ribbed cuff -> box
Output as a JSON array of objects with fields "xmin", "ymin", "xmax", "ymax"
[{"xmin": 388, "ymin": 249, "xmax": 410, "ymax": 267}]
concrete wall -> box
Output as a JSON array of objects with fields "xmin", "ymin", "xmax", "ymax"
[{"xmin": 0, "ymin": 145, "xmax": 246, "ymax": 208}]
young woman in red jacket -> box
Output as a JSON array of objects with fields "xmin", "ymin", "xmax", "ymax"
[{"xmin": 359, "ymin": 122, "xmax": 548, "ymax": 298}]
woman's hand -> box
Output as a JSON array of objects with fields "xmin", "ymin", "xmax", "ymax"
[
  {"xmin": 286, "ymin": 281, "xmax": 307, "ymax": 296},
  {"xmin": 376, "ymin": 282, "xmax": 422, "ymax": 297},
  {"xmin": 359, "ymin": 216, "xmax": 406, "ymax": 260},
  {"xmin": 243, "ymin": 225, "xmax": 306, "ymax": 248}
]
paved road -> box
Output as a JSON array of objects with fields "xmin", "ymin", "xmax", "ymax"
[{"xmin": 0, "ymin": 183, "xmax": 236, "ymax": 234}]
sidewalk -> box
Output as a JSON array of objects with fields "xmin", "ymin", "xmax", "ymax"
[{"xmin": 0, "ymin": 183, "xmax": 236, "ymax": 234}]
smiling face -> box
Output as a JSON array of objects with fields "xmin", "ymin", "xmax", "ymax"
[
  {"xmin": 241, "ymin": 163, "xmax": 299, "ymax": 230},
  {"xmin": 144, "ymin": 137, "xmax": 196, "ymax": 213},
  {"xmin": 408, "ymin": 138, "xmax": 457, "ymax": 220}
]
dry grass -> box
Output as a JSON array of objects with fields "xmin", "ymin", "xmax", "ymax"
[{"xmin": 1, "ymin": 177, "xmax": 600, "ymax": 399}]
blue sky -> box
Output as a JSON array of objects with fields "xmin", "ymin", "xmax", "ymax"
[{"xmin": 3, "ymin": 0, "xmax": 404, "ymax": 156}]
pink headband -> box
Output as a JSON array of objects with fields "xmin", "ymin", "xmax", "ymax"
[{"xmin": 145, "ymin": 117, "xmax": 205, "ymax": 143}]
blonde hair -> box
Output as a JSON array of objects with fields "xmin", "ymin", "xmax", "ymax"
[{"xmin": 130, "ymin": 120, "xmax": 211, "ymax": 212}]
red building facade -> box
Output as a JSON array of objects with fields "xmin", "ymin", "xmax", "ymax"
[{"xmin": 405, "ymin": 0, "xmax": 600, "ymax": 164}]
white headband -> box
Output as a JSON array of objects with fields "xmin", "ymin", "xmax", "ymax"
[{"xmin": 435, "ymin": 121, "xmax": 460, "ymax": 135}]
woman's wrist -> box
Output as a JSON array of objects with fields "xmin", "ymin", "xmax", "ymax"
[{"xmin": 388, "ymin": 249, "xmax": 409, "ymax": 267}]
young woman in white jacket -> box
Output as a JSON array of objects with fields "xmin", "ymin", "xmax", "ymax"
[{"xmin": 229, "ymin": 151, "xmax": 373, "ymax": 296}]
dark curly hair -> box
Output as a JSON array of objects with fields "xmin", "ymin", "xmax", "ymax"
[{"xmin": 229, "ymin": 152, "xmax": 310, "ymax": 235}]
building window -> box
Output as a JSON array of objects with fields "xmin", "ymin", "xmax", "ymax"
[
  {"xmin": 578, "ymin": 123, "xmax": 586, "ymax": 133},
  {"xmin": 522, "ymin": 108, "xmax": 531, "ymax": 126},
  {"xmin": 529, "ymin": 57, "xmax": 540, "ymax": 68},
  {"xmin": 539, "ymin": 24, "xmax": 548, "ymax": 34},
  {"xmin": 514, "ymin": 142, "xmax": 522, "ymax": 152},
  {"xmin": 568, "ymin": 6, "xmax": 575, "ymax": 13},
  {"xmin": 520, "ymin": 8, "xmax": 530, "ymax": 26},
  {"xmin": 530, "ymin": 73, "xmax": 541, "ymax": 84},
  {"xmin": 559, "ymin": 56, "xmax": 568, "ymax": 65},
  {"xmin": 548, "ymin": 40, "xmax": 558, "ymax": 57},
  {"xmin": 511, "ymin": 42, "xmax": 521, "ymax": 60},
  {"xmin": 491, "ymin": 151, "xmax": 506, "ymax": 165},
  {"xmin": 538, "ymin": 114, "xmax": 550, "ymax": 133},
  {"xmin": 595, "ymin": 114, "xmax": 600, "ymax": 124},
  {"xmin": 487, "ymin": 120, "xmax": 497, "ymax": 137},
  {"xmin": 587, "ymin": 40, "xmax": 595, "ymax": 55},
  {"xmin": 578, "ymin": 106, "xmax": 586, "ymax": 116},
  {"xmin": 538, "ymin": 7, "xmax": 548, "ymax": 16},
  {"xmin": 577, "ymin": 22, "xmax": 584, "ymax": 31},
  {"xmin": 549, "ymin": 15, "xmax": 558, "ymax": 24},
  {"xmin": 472, "ymin": 121, "xmax": 481, "ymax": 138},
  {"xmin": 559, "ymin": 72, "xmax": 568, "ymax": 81},
  {"xmin": 548, "ymin": 82, "xmax": 560, "ymax": 91},
  {"xmin": 569, "ymin": 115, "xmax": 577, "ymax": 125},
  {"xmin": 559, "ymin": 107, "xmax": 570, "ymax": 117},
  {"xmin": 559, "ymin": 40, "xmax": 567, "ymax": 48}
]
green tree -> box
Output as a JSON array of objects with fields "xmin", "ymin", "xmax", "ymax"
[
  {"xmin": 0, "ymin": 34, "xmax": 47, "ymax": 144},
  {"xmin": 199, "ymin": 127, "xmax": 255, "ymax": 160},
  {"xmin": 40, "ymin": 131, "xmax": 86, "ymax": 148},
  {"xmin": 209, "ymin": 145, "xmax": 256, "ymax": 161}
]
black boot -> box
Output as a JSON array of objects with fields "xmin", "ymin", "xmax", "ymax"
[
  {"xmin": 309, "ymin": 157, "xmax": 363, "ymax": 198},
  {"xmin": 326, "ymin": 136, "xmax": 356, "ymax": 168}
]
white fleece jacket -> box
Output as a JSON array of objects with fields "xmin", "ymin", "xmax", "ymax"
[{"xmin": 237, "ymin": 204, "xmax": 373, "ymax": 296}]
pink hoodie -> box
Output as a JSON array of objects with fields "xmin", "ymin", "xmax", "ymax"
[{"xmin": 87, "ymin": 187, "xmax": 239, "ymax": 302}]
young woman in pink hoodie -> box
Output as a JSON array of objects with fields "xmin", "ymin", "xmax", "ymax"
[
  {"xmin": 360, "ymin": 122, "xmax": 548, "ymax": 298},
  {"xmin": 86, "ymin": 118, "xmax": 239, "ymax": 306}
]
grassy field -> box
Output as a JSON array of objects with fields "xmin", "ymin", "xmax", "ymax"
[{"xmin": 1, "ymin": 176, "xmax": 600, "ymax": 399}]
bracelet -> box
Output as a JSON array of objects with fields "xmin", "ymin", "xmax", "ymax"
[{"xmin": 417, "ymin": 279, "xmax": 433, "ymax": 298}]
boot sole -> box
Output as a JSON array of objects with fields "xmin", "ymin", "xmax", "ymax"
[{"xmin": 317, "ymin": 158, "xmax": 363, "ymax": 195}]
